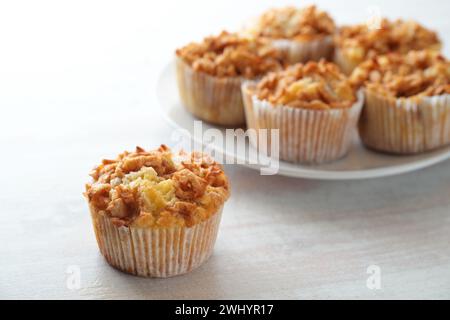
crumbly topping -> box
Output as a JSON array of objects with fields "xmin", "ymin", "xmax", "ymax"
[
  {"xmin": 350, "ymin": 50, "xmax": 450, "ymax": 98},
  {"xmin": 247, "ymin": 6, "xmax": 335, "ymax": 40},
  {"xmin": 176, "ymin": 31, "xmax": 283, "ymax": 78},
  {"xmin": 335, "ymin": 19, "xmax": 441, "ymax": 64},
  {"xmin": 254, "ymin": 60, "xmax": 357, "ymax": 109},
  {"xmin": 85, "ymin": 145, "xmax": 229, "ymax": 228}
]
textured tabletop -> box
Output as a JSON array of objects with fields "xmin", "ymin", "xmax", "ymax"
[{"xmin": 1, "ymin": 0, "xmax": 449, "ymax": 299}]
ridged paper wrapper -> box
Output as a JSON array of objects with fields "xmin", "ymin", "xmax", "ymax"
[
  {"xmin": 176, "ymin": 56, "xmax": 245, "ymax": 126},
  {"xmin": 360, "ymin": 89, "xmax": 450, "ymax": 154},
  {"xmin": 89, "ymin": 204, "xmax": 223, "ymax": 278}
]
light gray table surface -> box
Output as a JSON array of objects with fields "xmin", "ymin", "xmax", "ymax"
[{"xmin": 1, "ymin": 0, "xmax": 449, "ymax": 299}]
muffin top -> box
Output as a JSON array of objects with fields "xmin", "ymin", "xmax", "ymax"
[
  {"xmin": 336, "ymin": 19, "xmax": 441, "ymax": 64},
  {"xmin": 85, "ymin": 145, "xmax": 229, "ymax": 228},
  {"xmin": 254, "ymin": 60, "xmax": 357, "ymax": 109},
  {"xmin": 176, "ymin": 31, "xmax": 283, "ymax": 78},
  {"xmin": 245, "ymin": 5, "xmax": 335, "ymax": 41},
  {"xmin": 351, "ymin": 50, "xmax": 450, "ymax": 98}
]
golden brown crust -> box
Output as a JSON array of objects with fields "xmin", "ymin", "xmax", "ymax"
[
  {"xmin": 335, "ymin": 19, "xmax": 441, "ymax": 66},
  {"xmin": 254, "ymin": 60, "xmax": 357, "ymax": 109},
  {"xmin": 247, "ymin": 6, "xmax": 335, "ymax": 40},
  {"xmin": 175, "ymin": 31, "xmax": 283, "ymax": 78},
  {"xmin": 350, "ymin": 50, "xmax": 450, "ymax": 98},
  {"xmin": 85, "ymin": 146, "xmax": 229, "ymax": 228}
]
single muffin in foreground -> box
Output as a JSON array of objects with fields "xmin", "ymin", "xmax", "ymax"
[
  {"xmin": 351, "ymin": 50, "xmax": 450, "ymax": 154},
  {"xmin": 242, "ymin": 60, "xmax": 364, "ymax": 164},
  {"xmin": 84, "ymin": 145, "xmax": 230, "ymax": 278},
  {"xmin": 243, "ymin": 5, "xmax": 335, "ymax": 64},
  {"xmin": 334, "ymin": 19, "xmax": 441, "ymax": 74},
  {"xmin": 176, "ymin": 31, "xmax": 283, "ymax": 126}
]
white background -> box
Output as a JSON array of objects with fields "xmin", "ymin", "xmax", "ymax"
[{"xmin": 1, "ymin": 0, "xmax": 450, "ymax": 299}]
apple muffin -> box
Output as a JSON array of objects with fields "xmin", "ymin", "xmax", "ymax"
[
  {"xmin": 242, "ymin": 60, "xmax": 364, "ymax": 164},
  {"xmin": 243, "ymin": 5, "xmax": 335, "ymax": 64},
  {"xmin": 84, "ymin": 145, "xmax": 230, "ymax": 277},
  {"xmin": 335, "ymin": 19, "xmax": 441, "ymax": 74},
  {"xmin": 351, "ymin": 50, "xmax": 450, "ymax": 154},
  {"xmin": 176, "ymin": 31, "xmax": 283, "ymax": 126}
]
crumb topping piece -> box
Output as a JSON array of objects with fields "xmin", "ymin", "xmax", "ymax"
[
  {"xmin": 247, "ymin": 6, "xmax": 335, "ymax": 40},
  {"xmin": 85, "ymin": 146, "xmax": 229, "ymax": 228},
  {"xmin": 351, "ymin": 50, "xmax": 450, "ymax": 98},
  {"xmin": 176, "ymin": 31, "xmax": 283, "ymax": 78},
  {"xmin": 336, "ymin": 19, "xmax": 441, "ymax": 63},
  {"xmin": 254, "ymin": 60, "xmax": 357, "ymax": 109}
]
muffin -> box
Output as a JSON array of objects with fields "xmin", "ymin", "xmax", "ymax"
[
  {"xmin": 243, "ymin": 5, "xmax": 335, "ymax": 64},
  {"xmin": 176, "ymin": 31, "xmax": 283, "ymax": 126},
  {"xmin": 335, "ymin": 19, "xmax": 441, "ymax": 74},
  {"xmin": 351, "ymin": 50, "xmax": 450, "ymax": 154},
  {"xmin": 84, "ymin": 145, "xmax": 230, "ymax": 278},
  {"xmin": 242, "ymin": 60, "xmax": 364, "ymax": 164}
]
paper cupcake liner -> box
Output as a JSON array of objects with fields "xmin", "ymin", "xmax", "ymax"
[
  {"xmin": 175, "ymin": 56, "xmax": 245, "ymax": 126},
  {"xmin": 272, "ymin": 35, "xmax": 334, "ymax": 64},
  {"xmin": 333, "ymin": 47, "xmax": 361, "ymax": 75},
  {"xmin": 242, "ymin": 83, "xmax": 364, "ymax": 164},
  {"xmin": 360, "ymin": 89, "xmax": 450, "ymax": 154},
  {"xmin": 90, "ymin": 205, "xmax": 223, "ymax": 278}
]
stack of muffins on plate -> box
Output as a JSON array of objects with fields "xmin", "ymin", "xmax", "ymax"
[{"xmin": 175, "ymin": 5, "xmax": 450, "ymax": 163}]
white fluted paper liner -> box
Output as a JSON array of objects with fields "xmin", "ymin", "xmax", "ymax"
[
  {"xmin": 90, "ymin": 205, "xmax": 223, "ymax": 278},
  {"xmin": 175, "ymin": 56, "xmax": 245, "ymax": 126},
  {"xmin": 272, "ymin": 35, "xmax": 334, "ymax": 64},
  {"xmin": 360, "ymin": 89, "xmax": 450, "ymax": 154},
  {"xmin": 242, "ymin": 83, "xmax": 364, "ymax": 164},
  {"xmin": 333, "ymin": 47, "xmax": 361, "ymax": 75}
]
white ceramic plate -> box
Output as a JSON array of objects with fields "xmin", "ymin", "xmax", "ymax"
[{"xmin": 156, "ymin": 62, "xmax": 450, "ymax": 180}]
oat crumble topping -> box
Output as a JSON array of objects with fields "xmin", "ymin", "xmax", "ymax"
[
  {"xmin": 247, "ymin": 6, "xmax": 335, "ymax": 40},
  {"xmin": 85, "ymin": 145, "xmax": 229, "ymax": 228},
  {"xmin": 176, "ymin": 31, "xmax": 283, "ymax": 78},
  {"xmin": 351, "ymin": 50, "xmax": 450, "ymax": 98},
  {"xmin": 254, "ymin": 60, "xmax": 357, "ymax": 109},
  {"xmin": 335, "ymin": 19, "xmax": 441, "ymax": 64}
]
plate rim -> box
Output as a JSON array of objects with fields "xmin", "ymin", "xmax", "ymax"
[{"xmin": 156, "ymin": 61, "xmax": 450, "ymax": 180}]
